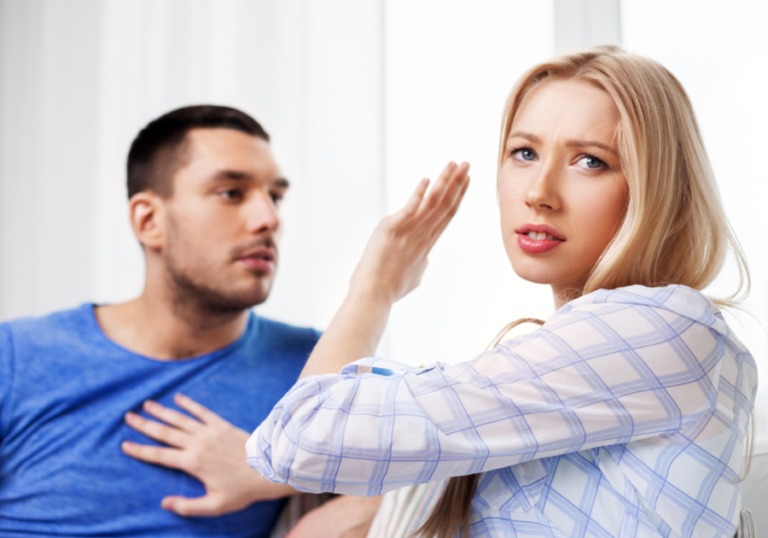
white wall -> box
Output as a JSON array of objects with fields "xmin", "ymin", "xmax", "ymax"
[
  {"xmin": 622, "ymin": 0, "xmax": 768, "ymax": 441},
  {"xmin": 0, "ymin": 0, "xmax": 386, "ymax": 331},
  {"xmin": 383, "ymin": 0, "xmax": 554, "ymax": 365},
  {"xmin": 0, "ymin": 0, "xmax": 765, "ymax": 448}
]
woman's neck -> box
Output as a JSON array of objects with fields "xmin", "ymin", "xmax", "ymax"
[{"xmin": 551, "ymin": 283, "xmax": 584, "ymax": 310}]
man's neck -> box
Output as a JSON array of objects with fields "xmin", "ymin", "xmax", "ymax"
[{"xmin": 94, "ymin": 291, "xmax": 249, "ymax": 361}]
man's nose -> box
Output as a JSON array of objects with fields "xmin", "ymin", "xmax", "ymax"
[
  {"xmin": 245, "ymin": 190, "xmax": 280, "ymax": 235},
  {"xmin": 525, "ymin": 161, "xmax": 561, "ymax": 212}
]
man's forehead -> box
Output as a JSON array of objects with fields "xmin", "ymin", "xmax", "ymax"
[{"xmin": 184, "ymin": 128, "xmax": 284, "ymax": 180}]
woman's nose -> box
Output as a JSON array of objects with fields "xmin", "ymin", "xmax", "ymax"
[{"xmin": 525, "ymin": 164, "xmax": 560, "ymax": 211}]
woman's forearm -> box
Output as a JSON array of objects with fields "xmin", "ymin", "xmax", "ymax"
[
  {"xmin": 299, "ymin": 285, "xmax": 392, "ymax": 379},
  {"xmin": 298, "ymin": 162, "xmax": 470, "ymax": 380}
]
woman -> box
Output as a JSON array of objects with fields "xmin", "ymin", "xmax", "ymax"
[{"xmin": 248, "ymin": 46, "xmax": 757, "ymax": 537}]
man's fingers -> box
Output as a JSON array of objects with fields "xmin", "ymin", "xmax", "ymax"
[
  {"xmin": 143, "ymin": 399, "xmax": 202, "ymax": 433},
  {"xmin": 162, "ymin": 494, "xmax": 228, "ymax": 517},
  {"xmin": 125, "ymin": 411, "xmax": 189, "ymax": 447},
  {"xmin": 173, "ymin": 393, "xmax": 222, "ymax": 425},
  {"xmin": 122, "ymin": 441, "xmax": 184, "ymax": 469}
]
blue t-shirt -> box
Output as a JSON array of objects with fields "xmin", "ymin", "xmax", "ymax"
[{"xmin": 0, "ymin": 304, "xmax": 320, "ymax": 537}]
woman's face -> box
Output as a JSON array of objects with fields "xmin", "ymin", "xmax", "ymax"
[{"xmin": 498, "ymin": 78, "xmax": 628, "ymax": 307}]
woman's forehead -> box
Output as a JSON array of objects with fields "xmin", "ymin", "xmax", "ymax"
[{"xmin": 510, "ymin": 79, "xmax": 620, "ymax": 144}]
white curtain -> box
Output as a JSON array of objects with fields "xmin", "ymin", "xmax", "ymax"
[{"xmin": 0, "ymin": 0, "xmax": 765, "ymax": 458}]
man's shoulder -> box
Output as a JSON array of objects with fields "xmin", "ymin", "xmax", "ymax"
[
  {"xmin": 0, "ymin": 304, "xmax": 94, "ymax": 346},
  {"xmin": 251, "ymin": 314, "xmax": 321, "ymax": 353}
]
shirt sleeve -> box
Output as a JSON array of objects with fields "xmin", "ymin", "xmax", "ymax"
[
  {"xmin": 246, "ymin": 286, "xmax": 730, "ymax": 496},
  {"xmin": 0, "ymin": 325, "xmax": 15, "ymax": 441}
]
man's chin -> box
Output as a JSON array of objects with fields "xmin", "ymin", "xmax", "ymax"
[{"xmin": 215, "ymin": 287, "xmax": 271, "ymax": 311}]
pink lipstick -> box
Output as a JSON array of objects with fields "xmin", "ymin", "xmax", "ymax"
[{"xmin": 516, "ymin": 223, "xmax": 565, "ymax": 254}]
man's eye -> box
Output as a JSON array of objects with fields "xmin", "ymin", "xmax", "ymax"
[
  {"xmin": 576, "ymin": 154, "xmax": 606, "ymax": 170},
  {"xmin": 511, "ymin": 147, "xmax": 536, "ymax": 161},
  {"xmin": 220, "ymin": 189, "xmax": 243, "ymax": 200},
  {"xmin": 270, "ymin": 193, "xmax": 283, "ymax": 205}
]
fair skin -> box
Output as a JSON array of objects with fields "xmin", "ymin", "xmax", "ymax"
[
  {"xmin": 299, "ymin": 78, "xmax": 627, "ymax": 380},
  {"xmin": 499, "ymin": 78, "xmax": 628, "ymax": 308},
  {"xmin": 96, "ymin": 128, "xmax": 379, "ymax": 531}
]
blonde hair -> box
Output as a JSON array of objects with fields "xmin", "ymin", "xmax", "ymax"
[
  {"xmin": 497, "ymin": 45, "xmax": 749, "ymax": 304},
  {"xmin": 419, "ymin": 45, "xmax": 750, "ymax": 538}
]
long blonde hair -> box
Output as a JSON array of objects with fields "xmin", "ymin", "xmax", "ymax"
[{"xmin": 419, "ymin": 45, "xmax": 750, "ymax": 538}]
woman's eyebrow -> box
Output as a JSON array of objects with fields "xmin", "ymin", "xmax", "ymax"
[
  {"xmin": 508, "ymin": 131, "xmax": 540, "ymax": 143},
  {"xmin": 566, "ymin": 140, "xmax": 618, "ymax": 156}
]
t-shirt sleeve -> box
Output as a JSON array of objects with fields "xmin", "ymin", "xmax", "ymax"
[
  {"xmin": 0, "ymin": 325, "xmax": 15, "ymax": 441},
  {"xmin": 246, "ymin": 287, "xmax": 730, "ymax": 496}
]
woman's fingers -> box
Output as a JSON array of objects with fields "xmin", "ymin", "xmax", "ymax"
[
  {"xmin": 415, "ymin": 162, "xmax": 461, "ymax": 220},
  {"xmin": 399, "ymin": 178, "xmax": 430, "ymax": 220},
  {"xmin": 417, "ymin": 162, "xmax": 469, "ymax": 233},
  {"xmin": 428, "ymin": 172, "xmax": 470, "ymax": 248}
]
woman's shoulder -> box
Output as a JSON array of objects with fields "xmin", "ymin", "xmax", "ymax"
[{"xmin": 558, "ymin": 284, "xmax": 735, "ymax": 342}]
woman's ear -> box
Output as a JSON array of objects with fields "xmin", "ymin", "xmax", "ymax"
[{"xmin": 129, "ymin": 192, "xmax": 165, "ymax": 251}]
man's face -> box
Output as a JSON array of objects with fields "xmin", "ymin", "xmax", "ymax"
[{"xmin": 161, "ymin": 128, "xmax": 287, "ymax": 312}]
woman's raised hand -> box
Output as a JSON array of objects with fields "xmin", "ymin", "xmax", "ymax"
[
  {"xmin": 350, "ymin": 162, "xmax": 470, "ymax": 305},
  {"xmin": 298, "ymin": 162, "xmax": 469, "ymax": 378}
]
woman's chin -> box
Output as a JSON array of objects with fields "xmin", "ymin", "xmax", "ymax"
[
  {"xmin": 509, "ymin": 259, "xmax": 580, "ymax": 289},
  {"xmin": 509, "ymin": 259, "xmax": 556, "ymax": 285}
]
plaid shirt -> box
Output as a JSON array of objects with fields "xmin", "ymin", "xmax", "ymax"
[{"xmin": 248, "ymin": 285, "xmax": 757, "ymax": 537}]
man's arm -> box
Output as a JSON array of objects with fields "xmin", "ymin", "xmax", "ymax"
[{"xmin": 122, "ymin": 393, "xmax": 297, "ymax": 516}]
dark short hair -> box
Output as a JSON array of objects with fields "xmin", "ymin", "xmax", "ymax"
[{"xmin": 127, "ymin": 105, "xmax": 269, "ymax": 199}]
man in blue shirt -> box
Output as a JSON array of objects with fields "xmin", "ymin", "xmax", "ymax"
[{"xmin": 0, "ymin": 106, "xmax": 380, "ymax": 537}]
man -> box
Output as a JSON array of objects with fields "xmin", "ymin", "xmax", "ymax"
[{"xmin": 0, "ymin": 106, "xmax": 379, "ymax": 537}]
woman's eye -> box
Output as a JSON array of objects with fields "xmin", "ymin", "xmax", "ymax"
[
  {"xmin": 576, "ymin": 155, "xmax": 606, "ymax": 170},
  {"xmin": 270, "ymin": 193, "xmax": 283, "ymax": 205},
  {"xmin": 511, "ymin": 148, "xmax": 536, "ymax": 161}
]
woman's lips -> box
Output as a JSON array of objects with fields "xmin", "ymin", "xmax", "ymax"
[{"xmin": 517, "ymin": 233, "xmax": 564, "ymax": 253}]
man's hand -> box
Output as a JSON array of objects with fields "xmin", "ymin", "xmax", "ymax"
[
  {"xmin": 122, "ymin": 393, "xmax": 295, "ymax": 516},
  {"xmin": 286, "ymin": 495, "xmax": 383, "ymax": 538}
]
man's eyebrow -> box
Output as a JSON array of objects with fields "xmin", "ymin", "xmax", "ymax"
[
  {"xmin": 210, "ymin": 170, "xmax": 291, "ymax": 188},
  {"xmin": 566, "ymin": 139, "xmax": 618, "ymax": 156},
  {"xmin": 211, "ymin": 169, "xmax": 253, "ymax": 181},
  {"xmin": 272, "ymin": 177, "xmax": 290, "ymax": 190}
]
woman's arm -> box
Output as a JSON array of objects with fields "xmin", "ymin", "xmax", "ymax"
[
  {"xmin": 248, "ymin": 286, "xmax": 754, "ymax": 495},
  {"xmin": 298, "ymin": 161, "xmax": 470, "ymax": 379}
]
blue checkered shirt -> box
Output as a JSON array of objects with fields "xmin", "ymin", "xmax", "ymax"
[{"xmin": 247, "ymin": 285, "xmax": 757, "ymax": 537}]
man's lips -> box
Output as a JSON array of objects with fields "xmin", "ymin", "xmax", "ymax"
[
  {"xmin": 237, "ymin": 249, "xmax": 276, "ymax": 272},
  {"xmin": 515, "ymin": 223, "xmax": 565, "ymax": 254}
]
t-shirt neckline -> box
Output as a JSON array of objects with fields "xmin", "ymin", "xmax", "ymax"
[{"xmin": 84, "ymin": 303, "xmax": 257, "ymax": 365}]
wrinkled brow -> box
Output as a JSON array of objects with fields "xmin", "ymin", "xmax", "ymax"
[
  {"xmin": 508, "ymin": 132, "xmax": 618, "ymax": 156},
  {"xmin": 211, "ymin": 169, "xmax": 290, "ymax": 188}
]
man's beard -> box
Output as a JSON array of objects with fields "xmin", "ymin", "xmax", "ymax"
[
  {"xmin": 166, "ymin": 263, "xmax": 265, "ymax": 317},
  {"xmin": 163, "ymin": 239, "xmax": 275, "ymax": 320}
]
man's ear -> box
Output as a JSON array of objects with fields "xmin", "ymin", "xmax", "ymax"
[{"xmin": 129, "ymin": 191, "xmax": 165, "ymax": 251}]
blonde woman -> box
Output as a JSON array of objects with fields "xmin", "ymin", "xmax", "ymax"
[{"xmin": 247, "ymin": 47, "xmax": 757, "ymax": 537}]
